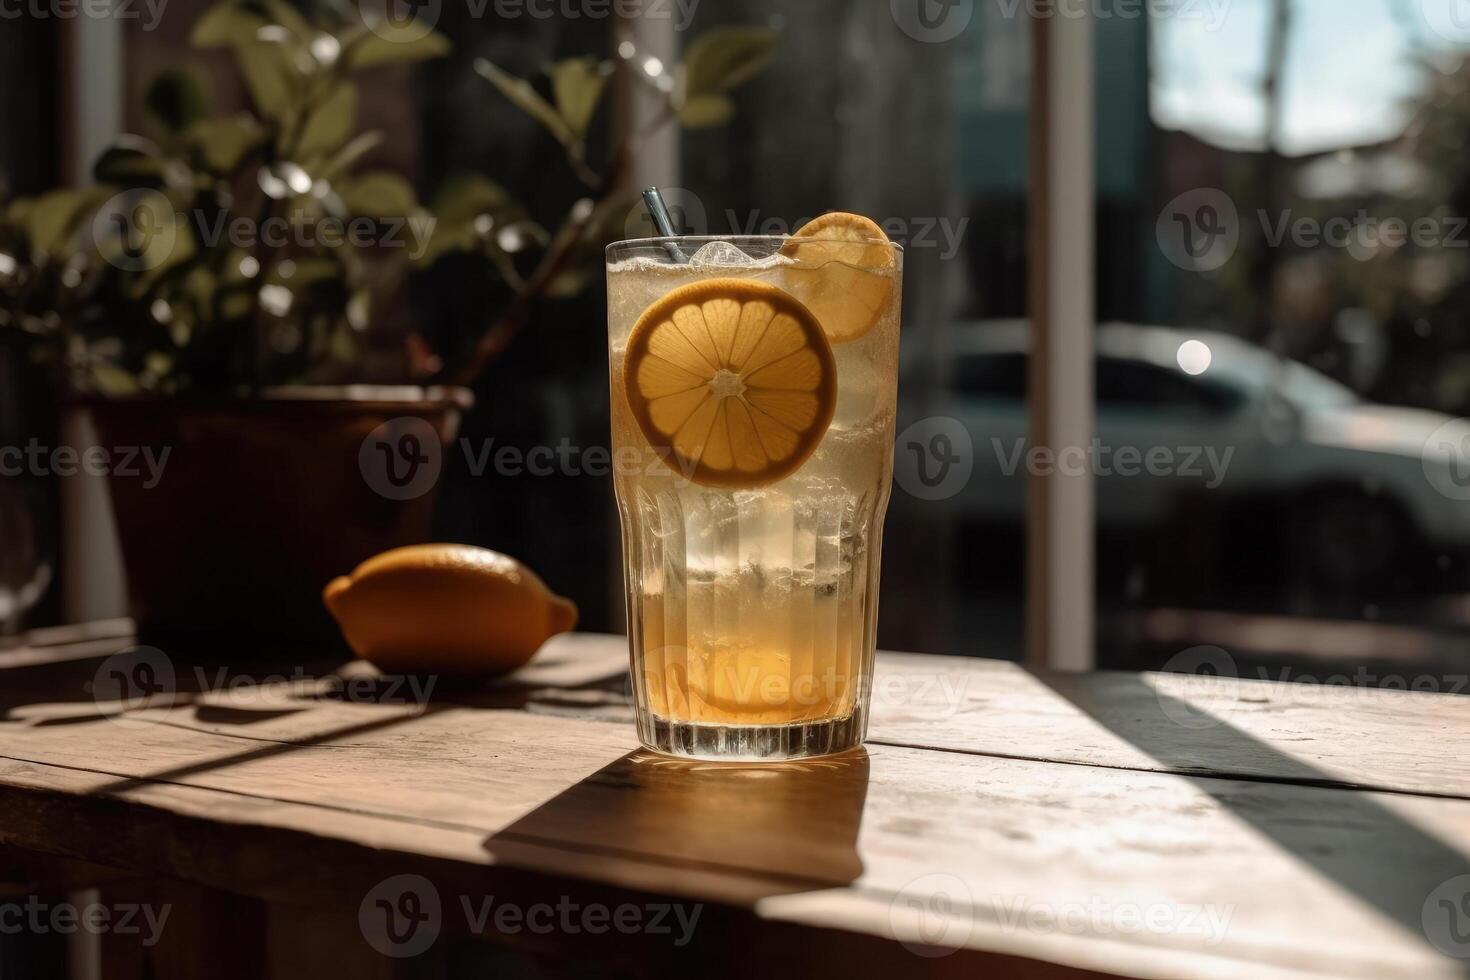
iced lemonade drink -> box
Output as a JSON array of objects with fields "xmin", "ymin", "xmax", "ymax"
[{"xmin": 607, "ymin": 215, "xmax": 901, "ymax": 760}]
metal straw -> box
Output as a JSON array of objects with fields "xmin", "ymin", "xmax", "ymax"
[{"xmin": 642, "ymin": 186, "xmax": 688, "ymax": 263}]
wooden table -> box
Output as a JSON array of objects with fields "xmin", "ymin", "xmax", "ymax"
[{"xmin": 2, "ymin": 622, "xmax": 1469, "ymax": 978}]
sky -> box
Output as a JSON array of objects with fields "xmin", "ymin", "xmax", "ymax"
[{"xmin": 1151, "ymin": 0, "xmax": 1470, "ymax": 155}]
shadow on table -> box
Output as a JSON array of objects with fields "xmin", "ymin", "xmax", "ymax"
[
  {"xmin": 1036, "ymin": 671, "xmax": 1470, "ymax": 949},
  {"xmin": 483, "ymin": 748, "xmax": 871, "ymax": 898},
  {"xmin": 84, "ymin": 710, "xmax": 451, "ymax": 796},
  {"xmin": 0, "ymin": 637, "xmax": 451, "ymax": 789}
]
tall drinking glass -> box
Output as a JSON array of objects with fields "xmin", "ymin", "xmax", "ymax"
[{"xmin": 606, "ymin": 233, "xmax": 902, "ymax": 760}]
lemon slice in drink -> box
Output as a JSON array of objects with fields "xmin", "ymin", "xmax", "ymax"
[
  {"xmin": 779, "ymin": 212, "xmax": 896, "ymax": 344},
  {"xmin": 624, "ymin": 278, "xmax": 837, "ymax": 488}
]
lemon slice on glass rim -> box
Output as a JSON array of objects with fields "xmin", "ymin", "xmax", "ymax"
[
  {"xmin": 779, "ymin": 212, "xmax": 897, "ymax": 344},
  {"xmin": 623, "ymin": 278, "xmax": 837, "ymax": 488}
]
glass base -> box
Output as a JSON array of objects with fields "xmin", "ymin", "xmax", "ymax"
[{"xmin": 637, "ymin": 708, "xmax": 867, "ymax": 761}]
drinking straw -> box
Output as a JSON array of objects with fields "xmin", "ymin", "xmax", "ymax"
[{"xmin": 642, "ymin": 187, "xmax": 688, "ymax": 263}]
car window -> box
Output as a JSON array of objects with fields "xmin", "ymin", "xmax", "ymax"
[{"xmin": 1097, "ymin": 358, "xmax": 1238, "ymax": 413}]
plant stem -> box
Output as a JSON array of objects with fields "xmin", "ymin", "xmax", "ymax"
[
  {"xmin": 449, "ymin": 192, "xmax": 607, "ymax": 388},
  {"xmin": 448, "ymin": 56, "xmax": 681, "ymax": 388}
]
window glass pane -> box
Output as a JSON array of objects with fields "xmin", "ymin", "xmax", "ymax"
[
  {"xmin": 956, "ymin": 351, "xmax": 1029, "ymax": 403},
  {"xmin": 1102, "ymin": 0, "xmax": 1470, "ymax": 686},
  {"xmin": 681, "ymin": 1, "xmax": 1032, "ymax": 657},
  {"xmin": 91, "ymin": 1, "xmax": 1034, "ymax": 651}
]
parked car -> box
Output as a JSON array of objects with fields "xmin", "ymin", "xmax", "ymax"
[{"xmin": 918, "ymin": 321, "xmax": 1470, "ymax": 600}]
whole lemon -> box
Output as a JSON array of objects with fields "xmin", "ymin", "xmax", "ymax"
[{"xmin": 323, "ymin": 544, "xmax": 578, "ymax": 676}]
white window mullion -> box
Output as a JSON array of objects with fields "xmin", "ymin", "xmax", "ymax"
[
  {"xmin": 60, "ymin": 17, "xmax": 128, "ymax": 627},
  {"xmin": 1026, "ymin": 9, "xmax": 1096, "ymax": 672}
]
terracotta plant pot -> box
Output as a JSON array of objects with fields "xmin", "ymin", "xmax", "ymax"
[{"xmin": 87, "ymin": 386, "xmax": 472, "ymax": 655}]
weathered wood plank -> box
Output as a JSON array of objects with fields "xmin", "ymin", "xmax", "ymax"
[
  {"xmin": 4, "ymin": 629, "xmax": 1470, "ymax": 978},
  {"xmin": 537, "ymin": 636, "xmax": 1470, "ymax": 800},
  {"xmin": 870, "ymin": 649, "xmax": 1470, "ymax": 799},
  {"xmin": 11, "ymin": 631, "xmax": 1470, "ymax": 800},
  {"xmin": 450, "ymin": 633, "xmax": 1470, "ymax": 799},
  {"xmin": 1, "ymin": 676, "xmax": 1468, "ymax": 977},
  {"xmin": 2, "ymin": 741, "xmax": 1463, "ymax": 979},
  {"xmin": 0, "ymin": 756, "xmax": 1103, "ymax": 979}
]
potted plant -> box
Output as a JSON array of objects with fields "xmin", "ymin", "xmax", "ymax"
[{"xmin": 2, "ymin": 0, "xmax": 776, "ymax": 652}]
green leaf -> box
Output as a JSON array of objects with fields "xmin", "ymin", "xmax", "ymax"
[
  {"xmin": 92, "ymin": 190, "xmax": 180, "ymax": 277},
  {"xmin": 190, "ymin": 1, "xmax": 268, "ymax": 46},
  {"xmin": 183, "ymin": 265, "xmax": 218, "ymax": 310},
  {"xmin": 218, "ymin": 247, "xmax": 254, "ymax": 284},
  {"xmin": 4, "ymin": 197, "xmax": 33, "ymax": 227},
  {"xmin": 431, "ymin": 173, "xmax": 519, "ymax": 223},
  {"xmin": 91, "ymin": 362, "xmax": 142, "ymax": 397},
  {"xmin": 318, "ymin": 131, "xmax": 383, "ymax": 181},
  {"xmin": 678, "ymin": 94, "xmax": 734, "ymax": 129},
  {"xmin": 346, "ymin": 289, "xmax": 370, "ymax": 330},
  {"xmin": 416, "ymin": 174, "xmax": 528, "ymax": 266},
  {"xmin": 329, "ymin": 320, "xmax": 359, "ymax": 362},
  {"xmin": 286, "ymin": 191, "xmax": 324, "ymax": 222},
  {"xmin": 550, "ymin": 58, "xmax": 607, "ymax": 139},
  {"xmin": 258, "ymin": 0, "xmax": 314, "ymax": 42},
  {"xmin": 415, "ymin": 219, "xmax": 476, "ymax": 266},
  {"xmin": 475, "ymin": 59, "xmax": 577, "ymax": 152},
  {"xmin": 295, "ymin": 83, "xmax": 357, "ymax": 160},
  {"xmin": 344, "ymin": 27, "xmax": 450, "ymax": 70},
  {"xmin": 126, "ymin": 221, "xmax": 198, "ymax": 297},
  {"xmin": 586, "ymin": 190, "xmax": 636, "ymax": 244},
  {"xmin": 143, "ymin": 350, "xmax": 175, "ymax": 379},
  {"xmin": 26, "ymin": 189, "xmax": 99, "ymax": 259},
  {"xmin": 335, "ymin": 171, "xmax": 417, "ymax": 218},
  {"xmin": 682, "ymin": 26, "xmax": 778, "ymax": 97},
  {"xmin": 144, "ymin": 69, "xmax": 210, "ymax": 135},
  {"xmin": 237, "ymin": 42, "xmax": 301, "ymax": 122},
  {"xmin": 269, "ymin": 255, "xmax": 338, "ymax": 287},
  {"xmin": 219, "ymin": 288, "xmax": 255, "ymax": 320},
  {"xmin": 544, "ymin": 264, "xmax": 591, "ymax": 299},
  {"xmin": 93, "ymin": 139, "xmax": 168, "ymax": 187},
  {"xmin": 186, "ymin": 115, "xmax": 267, "ymax": 173}
]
